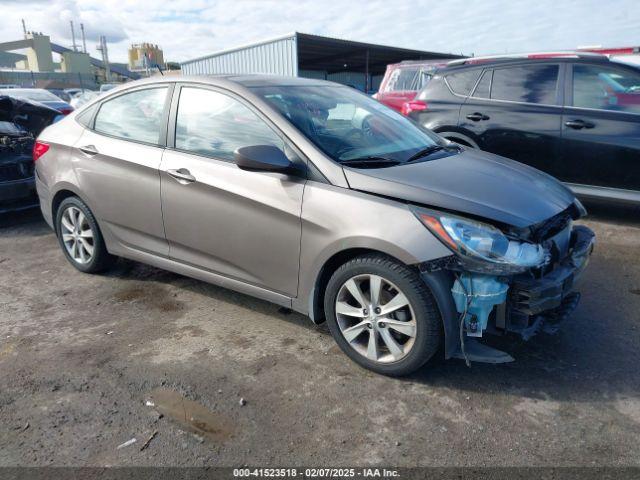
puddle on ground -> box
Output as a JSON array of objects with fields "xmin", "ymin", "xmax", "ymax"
[
  {"xmin": 113, "ymin": 285, "xmax": 183, "ymax": 312},
  {"xmin": 149, "ymin": 388, "xmax": 233, "ymax": 442}
]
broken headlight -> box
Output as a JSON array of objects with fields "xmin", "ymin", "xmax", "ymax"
[{"xmin": 416, "ymin": 211, "xmax": 547, "ymax": 274}]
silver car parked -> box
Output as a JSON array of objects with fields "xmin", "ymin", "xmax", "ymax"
[{"xmin": 34, "ymin": 75, "xmax": 595, "ymax": 376}]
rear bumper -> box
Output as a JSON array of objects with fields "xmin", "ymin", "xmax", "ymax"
[
  {"xmin": 35, "ymin": 173, "xmax": 53, "ymax": 228},
  {"xmin": 0, "ymin": 176, "xmax": 38, "ymax": 213}
]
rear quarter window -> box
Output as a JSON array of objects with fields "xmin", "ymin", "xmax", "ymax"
[
  {"xmin": 76, "ymin": 103, "xmax": 98, "ymax": 128},
  {"xmin": 472, "ymin": 70, "xmax": 492, "ymax": 98},
  {"xmin": 445, "ymin": 70, "xmax": 481, "ymax": 96}
]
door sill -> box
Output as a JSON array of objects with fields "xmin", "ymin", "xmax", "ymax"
[
  {"xmin": 565, "ymin": 183, "xmax": 640, "ymax": 205},
  {"xmin": 114, "ymin": 244, "xmax": 294, "ymax": 310}
]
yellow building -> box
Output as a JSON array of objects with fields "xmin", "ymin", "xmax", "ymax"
[{"xmin": 128, "ymin": 43, "xmax": 165, "ymax": 71}]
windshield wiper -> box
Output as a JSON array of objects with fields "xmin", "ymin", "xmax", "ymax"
[
  {"xmin": 340, "ymin": 156, "xmax": 401, "ymax": 168},
  {"xmin": 406, "ymin": 145, "xmax": 446, "ymax": 162}
]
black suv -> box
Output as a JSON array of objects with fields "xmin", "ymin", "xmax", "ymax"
[{"xmin": 408, "ymin": 53, "xmax": 640, "ymax": 204}]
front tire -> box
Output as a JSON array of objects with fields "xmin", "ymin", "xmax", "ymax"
[
  {"xmin": 55, "ymin": 196, "xmax": 115, "ymax": 273},
  {"xmin": 324, "ymin": 254, "xmax": 442, "ymax": 376}
]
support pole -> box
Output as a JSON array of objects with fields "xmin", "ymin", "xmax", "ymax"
[
  {"xmin": 365, "ymin": 49, "xmax": 370, "ymax": 93},
  {"xmin": 70, "ymin": 21, "xmax": 77, "ymax": 52},
  {"xmin": 80, "ymin": 23, "xmax": 87, "ymax": 53}
]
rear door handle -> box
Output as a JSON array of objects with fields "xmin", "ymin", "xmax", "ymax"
[
  {"xmin": 79, "ymin": 145, "xmax": 98, "ymax": 155},
  {"xmin": 565, "ymin": 119, "xmax": 595, "ymax": 130},
  {"xmin": 167, "ymin": 168, "xmax": 196, "ymax": 183},
  {"xmin": 466, "ymin": 112, "xmax": 490, "ymax": 121}
]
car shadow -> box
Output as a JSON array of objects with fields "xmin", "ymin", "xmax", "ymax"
[
  {"xmin": 5, "ymin": 200, "xmax": 640, "ymax": 403},
  {"xmin": 104, "ymin": 246, "xmax": 640, "ymax": 404},
  {"xmin": 583, "ymin": 199, "xmax": 640, "ymax": 227},
  {"xmin": 104, "ymin": 257, "xmax": 322, "ymax": 334},
  {"xmin": 0, "ymin": 207, "xmax": 51, "ymax": 235}
]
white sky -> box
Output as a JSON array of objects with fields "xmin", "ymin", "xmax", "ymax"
[{"xmin": 1, "ymin": 0, "xmax": 638, "ymax": 64}]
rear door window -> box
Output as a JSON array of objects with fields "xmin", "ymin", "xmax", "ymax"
[
  {"xmin": 571, "ymin": 64, "xmax": 640, "ymax": 113},
  {"xmin": 94, "ymin": 87, "xmax": 168, "ymax": 144},
  {"xmin": 490, "ymin": 64, "xmax": 559, "ymax": 105},
  {"xmin": 445, "ymin": 70, "xmax": 481, "ymax": 96}
]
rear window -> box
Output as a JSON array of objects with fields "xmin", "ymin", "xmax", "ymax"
[
  {"xmin": 383, "ymin": 67, "xmax": 433, "ymax": 93},
  {"xmin": 445, "ymin": 70, "xmax": 481, "ymax": 96},
  {"xmin": 491, "ymin": 64, "xmax": 559, "ymax": 105}
]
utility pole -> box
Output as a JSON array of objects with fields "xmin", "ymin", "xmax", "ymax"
[
  {"xmin": 80, "ymin": 23, "xmax": 87, "ymax": 53},
  {"xmin": 21, "ymin": 19, "xmax": 27, "ymax": 38},
  {"xmin": 70, "ymin": 20, "xmax": 78, "ymax": 51},
  {"xmin": 97, "ymin": 36, "xmax": 111, "ymax": 82}
]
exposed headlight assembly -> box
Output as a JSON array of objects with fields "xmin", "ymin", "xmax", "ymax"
[{"xmin": 416, "ymin": 210, "xmax": 547, "ymax": 274}]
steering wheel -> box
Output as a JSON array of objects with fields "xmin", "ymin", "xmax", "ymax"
[{"xmin": 361, "ymin": 117, "xmax": 374, "ymax": 138}]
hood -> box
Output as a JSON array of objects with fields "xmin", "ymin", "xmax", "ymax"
[
  {"xmin": 0, "ymin": 95, "xmax": 60, "ymax": 137},
  {"xmin": 343, "ymin": 148, "xmax": 576, "ymax": 228}
]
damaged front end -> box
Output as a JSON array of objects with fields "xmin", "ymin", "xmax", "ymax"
[
  {"xmin": 415, "ymin": 202, "xmax": 595, "ymax": 364},
  {"xmin": 0, "ymin": 95, "xmax": 60, "ymax": 213}
]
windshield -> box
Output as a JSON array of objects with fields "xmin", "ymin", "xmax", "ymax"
[
  {"xmin": 0, "ymin": 89, "xmax": 61, "ymax": 102},
  {"xmin": 253, "ymin": 85, "xmax": 444, "ymax": 164}
]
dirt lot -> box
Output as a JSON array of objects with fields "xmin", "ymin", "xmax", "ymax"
[{"xmin": 0, "ymin": 204, "xmax": 639, "ymax": 467}]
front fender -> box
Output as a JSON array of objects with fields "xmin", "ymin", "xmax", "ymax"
[{"xmin": 293, "ymin": 182, "xmax": 452, "ymax": 321}]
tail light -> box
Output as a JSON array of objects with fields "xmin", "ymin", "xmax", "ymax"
[
  {"xmin": 33, "ymin": 141, "xmax": 49, "ymax": 162},
  {"xmin": 59, "ymin": 107, "xmax": 74, "ymax": 115},
  {"xmin": 401, "ymin": 100, "xmax": 428, "ymax": 116}
]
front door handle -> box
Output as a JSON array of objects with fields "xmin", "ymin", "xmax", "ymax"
[
  {"xmin": 565, "ymin": 119, "xmax": 595, "ymax": 130},
  {"xmin": 79, "ymin": 145, "xmax": 98, "ymax": 156},
  {"xmin": 167, "ymin": 168, "xmax": 196, "ymax": 183},
  {"xmin": 466, "ymin": 112, "xmax": 490, "ymax": 121}
]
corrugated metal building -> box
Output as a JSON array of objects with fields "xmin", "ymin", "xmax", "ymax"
[{"xmin": 181, "ymin": 32, "xmax": 459, "ymax": 93}]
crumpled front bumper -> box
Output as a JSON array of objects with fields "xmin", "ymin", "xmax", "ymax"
[
  {"xmin": 509, "ymin": 225, "xmax": 595, "ymax": 318},
  {"xmin": 448, "ymin": 224, "xmax": 595, "ymax": 363}
]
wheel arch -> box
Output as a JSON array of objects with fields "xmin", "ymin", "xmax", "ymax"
[
  {"xmin": 51, "ymin": 185, "xmax": 84, "ymax": 234},
  {"xmin": 50, "ymin": 184, "xmax": 99, "ymax": 236},
  {"xmin": 307, "ymin": 247, "xmax": 409, "ymax": 325},
  {"xmin": 306, "ymin": 247, "xmax": 460, "ymax": 360},
  {"xmin": 435, "ymin": 129, "xmax": 480, "ymax": 149}
]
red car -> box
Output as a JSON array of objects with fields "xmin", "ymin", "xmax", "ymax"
[{"xmin": 373, "ymin": 60, "xmax": 451, "ymax": 114}]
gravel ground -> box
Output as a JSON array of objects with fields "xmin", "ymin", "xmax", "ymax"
[{"xmin": 0, "ymin": 203, "xmax": 639, "ymax": 467}]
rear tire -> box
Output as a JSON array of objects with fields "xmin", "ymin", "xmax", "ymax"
[
  {"xmin": 324, "ymin": 254, "xmax": 441, "ymax": 376},
  {"xmin": 55, "ymin": 196, "xmax": 115, "ymax": 273}
]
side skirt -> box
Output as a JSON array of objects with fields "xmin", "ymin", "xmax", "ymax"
[
  {"xmin": 112, "ymin": 243, "xmax": 294, "ymax": 310},
  {"xmin": 566, "ymin": 183, "xmax": 640, "ymax": 205}
]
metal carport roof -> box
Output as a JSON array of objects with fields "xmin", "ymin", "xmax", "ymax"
[{"xmin": 295, "ymin": 32, "xmax": 460, "ymax": 75}]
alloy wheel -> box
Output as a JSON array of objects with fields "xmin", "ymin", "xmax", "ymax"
[
  {"xmin": 60, "ymin": 206, "xmax": 95, "ymax": 265},
  {"xmin": 335, "ymin": 274, "xmax": 417, "ymax": 363}
]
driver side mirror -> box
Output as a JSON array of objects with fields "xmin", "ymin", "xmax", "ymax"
[{"xmin": 234, "ymin": 145, "xmax": 293, "ymax": 173}]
